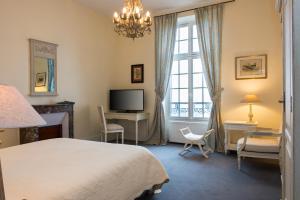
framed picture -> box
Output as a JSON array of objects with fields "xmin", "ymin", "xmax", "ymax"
[
  {"xmin": 235, "ymin": 54, "xmax": 267, "ymax": 80},
  {"xmin": 131, "ymin": 64, "xmax": 144, "ymax": 83},
  {"xmin": 35, "ymin": 72, "xmax": 47, "ymax": 87}
]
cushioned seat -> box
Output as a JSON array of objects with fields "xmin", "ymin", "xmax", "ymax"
[
  {"xmin": 107, "ymin": 124, "xmax": 124, "ymax": 131},
  {"xmin": 237, "ymin": 130, "xmax": 282, "ymax": 170},
  {"xmin": 184, "ymin": 133, "xmax": 205, "ymax": 141},
  {"xmin": 179, "ymin": 127, "xmax": 215, "ymax": 158},
  {"xmin": 237, "ymin": 137, "xmax": 280, "ymax": 153},
  {"xmin": 98, "ymin": 106, "xmax": 124, "ymax": 144}
]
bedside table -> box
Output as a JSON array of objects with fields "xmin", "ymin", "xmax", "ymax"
[{"xmin": 224, "ymin": 120, "xmax": 258, "ymax": 154}]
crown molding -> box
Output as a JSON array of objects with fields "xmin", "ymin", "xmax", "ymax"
[{"xmin": 153, "ymin": 0, "xmax": 234, "ymax": 16}]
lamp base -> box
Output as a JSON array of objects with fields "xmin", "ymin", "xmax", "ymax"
[
  {"xmin": 0, "ymin": 160, "xmax": 5, "ymax": 200},
  {"xmin": 248, "ymin": 104, "xmax": 254, "ymax": 123},
  {"xmin": 248, "ymin": 115, "xmax": 254, "ymax": 123}
]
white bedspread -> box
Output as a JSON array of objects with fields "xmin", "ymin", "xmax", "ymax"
[{"xmin": 0, "ymin": 138, "xmax": 168, "ymax": 200}]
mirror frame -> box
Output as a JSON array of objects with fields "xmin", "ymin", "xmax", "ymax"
[{"xmin": 29, "ymin": 39, "xmax": 58, "ymax": 96}]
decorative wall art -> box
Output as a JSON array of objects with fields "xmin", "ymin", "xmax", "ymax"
[
  {"xmin": 35, "ymin": 72, "xmax": 47, "ymax": 87},
  {"xmin": 235, "ymin": 54, "xmax": 267, "ymax": 80},
  {"xmin": 131, "ymin": 64, "xmax": 144, "ymax": 83}
]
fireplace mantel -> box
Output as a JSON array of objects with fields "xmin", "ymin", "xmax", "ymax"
[{"xmin": 20, "ymin": 101, "xmax": 75, "ymax": 144}]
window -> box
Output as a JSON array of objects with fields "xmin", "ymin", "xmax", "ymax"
[{"xmin": 169, "ymin": 17, "xmax": 212, "ymax": 120}]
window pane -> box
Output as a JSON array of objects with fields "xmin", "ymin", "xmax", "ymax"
[
  {"xmin": 171, "ymin": 75, "xmax": 178, "ymax": 88},
  {"xmin": 203, "ymin": 103, "xmax": 212, "ymax": 118},
  {"xmin": 180, "ymin": 104, "xmax": 189, "ymax": 117},
  {"xmin": 179, "ymin": 26, "xmax": 188, "ymax": 40},
  {"xmin": 169, "ymin": 22, "xmax": 212, "ymax": 119},
  {"xmin": 193, "ymin": 25, "xmax": 197, "ymax": 38},
  {"xmin": 204, "ymin": 88, "xmax": 211, "ymax": 102},
  {"xmin": 193, "ymin": 73, "xmax": 203, "ymax": 88},
  {"xmin": 193, "ymin": 103, "xmax": 203, "ymax": 118},
  {"xmin": 180, "ymin": 74, "xmax": 188, "ymax": 88},
  {"xmin": 174, "ymin": 41, "xmax": 179, "ymax": 54},
  {"xmin": 171, "ymin": 103, "xmax": 179, "ymax": 117},
  {"xmin": 171, "ymin": 89, "xmax": 179, "ymax": 102},
  {"xmin": 180, "ymin": 89, "xmax": 188, "ymax": 102},
  {"xmin": 179, "ymin": 60, "xmax": 188, "ymax": 74},
  {"xmin": 193, "ymin": 39, "xmax": 199, "ymax": 52},
  {"xmin": 179, "ymin": 40, "xmax": 188, "ymax": 54},
  {"xmin": 172, "ymin": 61, "xmax": 179, "ymax": 74},
  {"xmin": 193, "ymin": 88, "xmax": 203, "ymax": 102},
  {"xmin": 193, "ymin": 59, "xmax": 202, "ymax": 73}
]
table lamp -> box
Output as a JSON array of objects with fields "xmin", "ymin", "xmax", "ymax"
[
  {"xmin": 240, "ymin": 94, "xmax": 261, "ymax": 123},
  {"xmin": 0, "ymin": 85, "xmax": 46, "ymax": 200}
]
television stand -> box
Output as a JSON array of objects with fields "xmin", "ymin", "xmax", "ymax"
[{"xmin": 104, "ymin": 112, "xmax": 150, "ymax": 145}]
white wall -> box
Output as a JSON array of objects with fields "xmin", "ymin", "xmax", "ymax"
[
  {"xmin": 0, "ymin": 0, "xmax": 118, "ymax": 147},
  {"xmin": 112, "ymin": 0, "xmax": 283, "ymax": 142},
  {"xmin": 110, "ymin": 32, "xmax": 155, "ymax": 141},
  {"xmin": 0, "ymin": 0, "xmax": 283, "ymax": 146},
  {"xmin": 221, "ymin": 0, "xmax": 283, "ymax": 129}
]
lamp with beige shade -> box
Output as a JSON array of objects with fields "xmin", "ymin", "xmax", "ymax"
[
  {"xmin": 0, "ymin": 85, "xmax": 46, "ymax": 200},
  {"xmin": 240, "ymin": 94, "xmax": 261, "ymax": 123}
]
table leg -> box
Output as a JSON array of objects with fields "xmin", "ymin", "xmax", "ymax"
[{"xmin": 136, "ymin": 121, "xmax": 138, "ymax": 145}]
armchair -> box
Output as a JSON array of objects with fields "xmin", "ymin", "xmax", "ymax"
[{"xmin": 237, "ymin": 130, "xmax": 282, "ymax": 170}]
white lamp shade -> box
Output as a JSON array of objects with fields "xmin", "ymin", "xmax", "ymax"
[
  {"xmin": 240, "ymin": 94, "xmax": 261, "ymax": 104},
  {"xmin": 0, "ymin": 85, "xmax": 46, "ymax": 128}
]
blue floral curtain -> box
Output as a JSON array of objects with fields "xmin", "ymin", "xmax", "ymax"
[{"xmin": 48, "ymin": 59, "xmax": 55, "ymax": 92}]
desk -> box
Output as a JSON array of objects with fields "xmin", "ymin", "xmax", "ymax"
[
  {"xmin": 224, "ymin": 120, "xmax": 258, "ymax": 154},
  {"xmin": 104, "ymin": 112, "xmax": 150, "ymax": 145}
]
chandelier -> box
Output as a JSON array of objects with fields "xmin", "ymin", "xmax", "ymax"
[{"xmin": 113, "ymin": 0, "xmax": 152, "ymax": 39}]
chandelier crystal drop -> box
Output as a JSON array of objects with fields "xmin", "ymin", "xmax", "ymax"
[{"xmin": 113, "ymin": 0, "xmax": 152, "ymax": 39}]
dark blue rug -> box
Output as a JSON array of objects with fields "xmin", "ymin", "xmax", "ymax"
[{"xmin": 139, "ymin": 143, "xmax": 281, "ymax": 200}]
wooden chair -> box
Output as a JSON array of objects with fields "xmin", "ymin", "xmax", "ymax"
[
  {"xmin": 237, "ymin": 130, "xmax": 282, "ymax": 170},
  {"xmin": 97, "ymin": 106, "xmax": 124, "ymax": 144},
  {"xmin": 179, "ymin": 127, "xmax": 215, "ymax": 158}
]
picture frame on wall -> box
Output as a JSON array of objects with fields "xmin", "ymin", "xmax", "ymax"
[
  {"xmin": 131, "ymin": 64, "xmax": 144, "ymax": 83},
  {"xmin": 235, "ymin": 54, "xmax": 267, "ymax": 80},
  {"xmin": 35, "ymin": 72, "xmax": 47, "ymax": 87}
]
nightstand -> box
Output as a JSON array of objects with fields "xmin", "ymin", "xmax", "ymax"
[{"xmin": 224, "ymin": 120, "xmax": 258, "ymax": 154}]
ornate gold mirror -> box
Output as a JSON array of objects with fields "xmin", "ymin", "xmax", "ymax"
[{"xmin": 29, "ymin": 39, "xmax": 58, "ymax": 96}]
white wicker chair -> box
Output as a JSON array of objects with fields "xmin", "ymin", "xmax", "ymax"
[
  {"xmin": 97, "ymin": 106, "xmax": 124, "ymax": 144},
  {"xmin": 179, "ymin": 127, "xmax": 215, "ymax": 158},
  {"xmin": 237, "ymin": 130, "xmax": 282, "ymax": 170}
]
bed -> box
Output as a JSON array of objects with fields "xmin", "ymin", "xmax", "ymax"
[{"xmin": 0, "ymin": 138, "xmax": 169, "ymax": 200}]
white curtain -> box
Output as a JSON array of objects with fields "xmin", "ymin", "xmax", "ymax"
[
  {"xmin": 275, "ymin": 0, "xmax": 283, "ymax": 13},
  {"xmin": 194, "ymin": 5, "xmax": 225, "ymax": 152},
  {"xmin": 147, "ymin": 13, "xmax": 178, "ymax": 145}
]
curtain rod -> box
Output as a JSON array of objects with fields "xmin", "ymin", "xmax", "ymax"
[{"xmin": 154, "ymin": 0, "xmax": 235, "ymax": 17}]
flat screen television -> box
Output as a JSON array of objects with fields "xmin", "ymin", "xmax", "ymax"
[{"xmin": 109, "ymin": 89, "xmax": 144, "ymax": 112}]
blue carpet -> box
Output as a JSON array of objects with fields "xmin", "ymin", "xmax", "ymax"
[{"xmin": 139, "ymin": 143, "xmax": 281, "ymax": 200}]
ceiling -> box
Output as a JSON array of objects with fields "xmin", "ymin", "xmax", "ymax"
[{"xmin": 76, "ymin": 0, "xmax": 223, "ymax": 17}]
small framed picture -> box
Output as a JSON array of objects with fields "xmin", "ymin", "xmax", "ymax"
[
  {"xmin": 235, "ymin": 54, "xmax": 267, "ymax": 80},
  {"xmin": 35, "ymin": 72, "xmax": 47, "ymax": 87},
  {"xmin": 131, "ymin": 64, "xmax": 144, "ymax": 83}
]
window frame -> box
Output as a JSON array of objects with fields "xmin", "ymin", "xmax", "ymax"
[{"xmin": 167, "ymin": 19, "xmax": 211, "ymax": 121}]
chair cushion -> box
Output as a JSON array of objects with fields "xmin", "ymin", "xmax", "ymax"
[
  {"xmin": 107, "ymin": 124, "xmax": 124, "ymax": 131},
  {"xmin": 237, "ymin": 137, "xmax": 280, "ymax": 153},
  {"xmin": 183, "ymin": 133, "xmax": 204, "ymax": 141}
]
